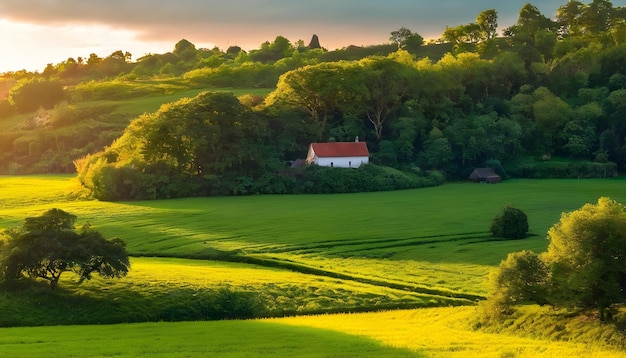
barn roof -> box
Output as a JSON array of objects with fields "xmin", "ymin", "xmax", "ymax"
[
  {"xmin": 469, "ymin": 168, "xmax": 501, "ymax": 180},
  {"xmin": 310, "ymin": 142, "xmax": 369, "ymax": 157}
]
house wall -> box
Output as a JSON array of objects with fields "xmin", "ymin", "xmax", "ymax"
[{"xmin": 315, "ymin": 156, "xmax": 369, "ymax": 168}]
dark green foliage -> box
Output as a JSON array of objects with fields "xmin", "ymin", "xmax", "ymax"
[
  {"xmin": 505, "ymin": 158, "xmax": 617, "ymax": 178},
  {"xmin": 76, "ymin": 91, "xmax": 275, "ymax": 200},
  {"xmin": 0, "ymin": 283, "xmax": 263, "ymax": 326},
  {"xmin": 249, "ymin": 36, "xmax": 294, "ymax": 63},
  {"xmin": 8, "ymin": 78, "xmax": 64, "ymax": 113},
  {"xmin": 0, "ymin": 209, "xmax": 130, "ymax": 289},
  {"xmin": 157, "ymin": 288, "xmax": 263, "ymax": 321},
  {"xmin": 289, "ymin": 164, "xmax": 444, "ymax": 194},
  {"xmin": 490, "ymin": 206, "xmax": 529, "ymax": 239}
]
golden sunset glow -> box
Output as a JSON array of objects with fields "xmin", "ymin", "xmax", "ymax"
[
  {"xmin": 3, "ymin": 0, "xmax": 619, "ymax": 73},
  {"xmin": 0, "ymin": 19, "xmax": 185, "ymax": 72}
]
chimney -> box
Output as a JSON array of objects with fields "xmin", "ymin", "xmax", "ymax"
[{"xmin": 355, "ymin": 136, "xmax": 359, "ymax": 142}]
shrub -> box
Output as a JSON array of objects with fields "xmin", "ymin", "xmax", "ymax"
[
  {"xmin": 8, "ymin": 78, "xmax": 64, "ymax": 113},
  {"xmin": 505, "ymin": 158, "xmax": 617, "ymax": 178},
  {"xmin": 490, "ymin": 206, "xmax": 529, "ymax": 239}
]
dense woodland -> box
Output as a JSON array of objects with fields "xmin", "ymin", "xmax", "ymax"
[{"xmin": 1, "ymin": 1, "xmax": 626, "ymax": 200}]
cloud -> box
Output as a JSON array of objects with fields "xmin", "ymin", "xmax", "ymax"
[{"xmin": 0, "ymin": 0, "xmax": 584, "ymax": 50}]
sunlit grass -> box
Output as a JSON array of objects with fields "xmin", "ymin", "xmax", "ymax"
[
  {"xmin": 271, "ymin": 307, "xmax": 626, "ymax": 358},
  {"xmin": 2, "ymin": 176, "xmax": 626, "ymax": 355},
  {"xmin": 2, "ymin": 176, "xmax": 626, "ymax": 301},
  {"xmin": 0, "ymin": 305, "xmax": 624, "ymax": 357},
  {"xmin": 0, "ymin": 257, "xmax": 465, "ymax": 327}
]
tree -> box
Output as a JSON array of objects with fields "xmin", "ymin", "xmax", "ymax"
[
  {"xmin": 249, "ymin": 36, "xmax": 294, "ymax": 63},
  {"xmin": 541, "ymin": 197, "xmax": 626, "ymax": 320},
  {"xmin": 504, "ymin": 4, "xmax": 555, "ymax": 65},
  {"xmin": 556, "ymin": 0, "xmax": 585, "ymax": 37},
  {"xmin": 490, "ymin": 250, "xmax": 548, "ymax": 305},
  {"xmin": 76, "ymin": 91, "xmax": 272, "ymax": 200},
  {"xmin": 390, "ymin": 27, "xmax": 413, "ymax": 48},
  {"xmin": 442, "ymin": 24, "xmax": 479, "ymax": 53},
  {"xmin": 480, "ymin": 249, "xmax": 548, "ymax": 322},
  {"xmin": 490, "ymin": 206, "xmax": 529, "ymax": 239},
  {"xmin": 0, "ymin": 209, "xmax": 130, "ymax": 289},
  {"xmin": 173, "ymin": 39, "xmax": 198, "ymax": 62},
  {"xmin": 532, "ymin": 87, "xmax": 572, "ymax": 153},
  {"xmin": 476, "ymin": 9, "xmax": 498, "ymax": 41},
  {"xmin": 579, "ymin": 0, "xmax": 615, "ymax": 37},
  {"xmin": 417, "ymin": 127, "xmax": 453, "ymax": 171},
  {"xmin": 389, "ymin": 27, "xmax": 423, "ymax": 51},
  {"xmin": 267, "ymin": 62, "xmax": 360, "ymax": 140},
  {"xmin": 8, "ymin": 78, "xmax": 64, "ymax": 113},
  {"xmin": 356, "ymin": 56, "xmax": 416, "ymax": 141}
]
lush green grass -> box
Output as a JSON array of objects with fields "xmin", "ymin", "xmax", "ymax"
[
  {"xmin": 2, "ymin": 175, "xmax": 626, "ymax": 356},
  {"xmin": 0, "ymin": 320, "xmax": 422, "ymax": 358},
  {"xmin": 0, "ymin": 257, "xmax": 464, "ymax": 327},
  {"xmin": 0, "ymin": 307, "xmax": 624, "ymax": 357},
  {"xmin": 2, "ymin": 176, "xmax": 626, "ymax": 300}
]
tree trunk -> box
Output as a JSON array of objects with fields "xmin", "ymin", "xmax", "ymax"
[{"xmin": 50, "ymin": 275, "xmax": 60, "ymax": 290}]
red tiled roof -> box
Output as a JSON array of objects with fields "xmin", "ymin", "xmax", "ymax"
[{"xmin": 311, "ymin": 142, "xmax": 369, "ymax": 157}]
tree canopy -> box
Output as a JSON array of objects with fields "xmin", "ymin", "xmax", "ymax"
[
  {"xmin": 484, "ymin": 197, "xmax": 626, "ymax": 321},
  {"xmin": 542, "ymin": 197, "xmax": 626, "ymax": 320},
  {"xmin": 0, "ymin": 209, "xmax": 130, "ymax": 289},
  {"xmin": 490, "ymin": 206, "xmax": 529, "ymax": 239}
]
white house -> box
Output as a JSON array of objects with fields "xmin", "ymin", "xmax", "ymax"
[{"xmin": 305, "ymin": 141, "xmax": 369, "ymax": 168}]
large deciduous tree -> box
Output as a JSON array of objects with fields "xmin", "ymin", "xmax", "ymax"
[
  {"xmin": 267, "ymin": 62, "xmax": 360, "ymax": 140},
  {"xmin": 541, "ymin": 197, "xmax": 626, "ymax": 320},
  {"xmin": 504, "ymin": 4, "xmax": 556, "ymax": 65},
  {"xmin": 76, "ymin": 91, "xmax": 271, "ymax": 200},
  {"xmin": 0, "ymin": 209, "xmax": 130, "ymax": 289},
  {"xmin": 476, "ymin": 9, "xmax": 498, "ymax": 41},
  {"xmin": 389, "ymin": 27, "xmax": 424, "ymax": 52},
  {"xmin": 356, "ymin": 57, "xmax": 416, "ymax": 141}
]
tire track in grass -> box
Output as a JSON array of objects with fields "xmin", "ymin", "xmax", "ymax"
[
  {"xmin": 251, "ymin": 232, "xmax": 493, "ymax": 254},
  {"xmin": 232, "ymin": 254, "xmax": 484, "ymax": 303},
  {"xmin": 330, "ymin": 234, "xmax": 493, "ymax": 256}
]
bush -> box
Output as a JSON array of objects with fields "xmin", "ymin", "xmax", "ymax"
[
  {"xmin": 490, "ymin": 206, "xmax": 529, "ymax": 239},
  {"xmin": 289, "ymin": 164, "xmax": 443, "ymax": 195},
  {"xmin": 505, "ymin": 158, "xmax": 617, "ymax": 178},
  {"xmin": 0, "ymin": 99, "xmax": 14, "ymax": 119},
  {"xmin": 8, "ymin": 78, "xmax": 64, "ymax": 113}
]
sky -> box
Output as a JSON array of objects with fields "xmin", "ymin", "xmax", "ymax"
[{"xmin": 1, "ymin": 0, "xmax": 625, "ymax": 73}]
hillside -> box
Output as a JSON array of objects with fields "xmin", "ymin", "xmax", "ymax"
[{"xmin": 0, "ymin": 1, "xmax": 625, "ymax": 195}]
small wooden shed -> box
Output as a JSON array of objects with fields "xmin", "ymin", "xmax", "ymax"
[{"xmin": 469, "ymin": 168, "xmax": 501, "ymax": 183}]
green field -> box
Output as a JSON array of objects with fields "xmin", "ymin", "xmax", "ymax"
[
  {"xmin": 3, "ymin": 175, "xmax": 625, "ymax": 300},
  {"xmin": 1, "ymin": 176, "xmax": 626, "ymax": 356}
]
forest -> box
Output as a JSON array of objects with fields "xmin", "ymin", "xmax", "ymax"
[{"xmin": 1, "ymin": 1, "xmax": 625, "ymax": 200}]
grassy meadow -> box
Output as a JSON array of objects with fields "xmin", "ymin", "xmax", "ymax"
[
  {"xmin": 1, "ymin": 307, "xmax": 625, "ymax": 357},
  {"xmin": 1, "ymin": 175, "xmax": 626, "ymax": 356}
]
